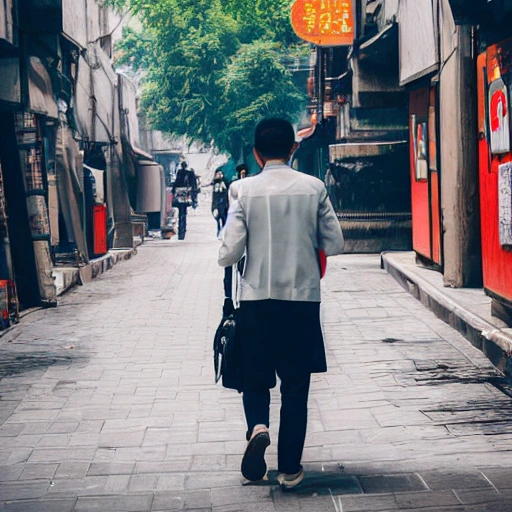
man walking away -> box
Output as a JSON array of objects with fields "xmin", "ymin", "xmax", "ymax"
[
  {"xmin": 218, "ymin": 118, "xmax": 344, "ymax": 488},
  {"xmin": 172, "ymin": 161, "xmax": 198, "ymax": 240}
]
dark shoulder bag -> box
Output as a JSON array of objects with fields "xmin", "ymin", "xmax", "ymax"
[{"xmin": 213, "ymin": 310, "xmax": 240, "ymax": 390}]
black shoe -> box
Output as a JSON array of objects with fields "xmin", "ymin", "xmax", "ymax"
[{"xmin": 241, "ymin": 431, "xmax": 270, "ymax": 482}]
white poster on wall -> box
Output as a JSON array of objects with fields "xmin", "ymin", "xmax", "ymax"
[
  {"xmin": 489, "ymin": 78, "xmax": 511, "ymax": 154},
  {"xmin": 498, "ymin": 162, "xmax": 512, "ymax": 248}
]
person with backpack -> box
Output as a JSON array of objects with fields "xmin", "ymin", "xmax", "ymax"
[{"xmin": 172, "ymin": 161, "xmax": 198, "ymax": 240}]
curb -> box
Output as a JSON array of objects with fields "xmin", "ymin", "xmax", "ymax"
[
  {"xmin": 0, "ymin": 248, "xmax": 138, "ymax": 340},
  {"xmin": 381, "ymin": 252, "xmax": 512, "ymax": 375},
  {"xmin": 54, "ymin": 248, "xmax": 137, "ymax": 297}
]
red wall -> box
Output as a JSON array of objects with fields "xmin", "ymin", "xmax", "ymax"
[{"xmin": 478, "ymin": 50, "xmax": 512, "ymax": 303}]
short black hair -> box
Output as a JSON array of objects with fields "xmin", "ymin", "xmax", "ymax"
[{"xmin": 254, "ymin": 118, "xmax": 295, "ymax": 159}]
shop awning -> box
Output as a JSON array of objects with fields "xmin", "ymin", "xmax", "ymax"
[
  {"xmin": 131, "ymin": 146, "xmax": 155, "ymax": 162},
  {"xmin": 296, "ymin": 112, "xmax": 318, "ymax": 141},
  {"xmin": 297, "ymin": 125, "xmax": 316, "ymax": 140},
  {"xmin": 398, "ymin": 0, "xmax": 438, "ymax": 86},
  {"xmin": 28, "ymin": 56, "xmax": 58, "ymax": 119},
  {"xmin": 359, "ymin": 23, "xmax": 398, "ymax": 64},
  {"xmin": 329, "ymin": 140, "xmax": 407, "ymax": 161}
]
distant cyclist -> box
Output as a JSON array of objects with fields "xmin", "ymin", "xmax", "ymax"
[{"xmin": 172, "ymin": 161, "xmax": 198, "ymax": 240}]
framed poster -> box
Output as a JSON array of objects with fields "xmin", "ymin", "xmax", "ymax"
[
  {"xmin": 416, "ymin": 122, "xmax": 428, "ymax": 181},
  {"xmin": 489, "ymin": 77, "xmax": 510, "ymax": 154}
]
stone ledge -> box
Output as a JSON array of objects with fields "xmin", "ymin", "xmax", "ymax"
[{"xmin": 53, "ymin": 248, "xmax": 137, "ymax": 297}]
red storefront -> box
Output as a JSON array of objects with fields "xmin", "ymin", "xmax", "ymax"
[
  {"xmin": 399, "ymin": 0, "xmax": 442, "ymax": 268},
  {"xmin": 477, "ymin": 39, "xmax": 512, "ymax": 322},
  {"xmin": 408, "ymin": 85, "xmax": 442, "ymax": 268},
  {"xmin": 448, "ymin": 0, "xmax": 512, "ymax": 322}
]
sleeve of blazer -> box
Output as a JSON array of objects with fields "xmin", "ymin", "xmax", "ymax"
[
  {"xmin": 218, "ymin": 184, "xmax": 247, "ymax": 267},
  {"xmin": 318, "ymin": 186, "xmax": 344, "ymax": 256}
]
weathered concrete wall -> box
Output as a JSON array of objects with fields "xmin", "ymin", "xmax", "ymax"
[
  {"xmin": 0, "ymin": 0, "xmax": 14, "ymax": 44},
  {"xmin": 438, "ymin": 0, "xmax": 482, "ymax": 287}
]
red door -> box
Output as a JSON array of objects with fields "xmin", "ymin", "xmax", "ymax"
[{"xmin": 409, "ymin": 86, "xmax": 442, "ymax": 266}]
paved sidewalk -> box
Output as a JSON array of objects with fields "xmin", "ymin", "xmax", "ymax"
[
  {"xmin": 382, "ymin": 251, "xmax": 512, "ymax": 375},
  {"xmin": 0, "ymin": 206, "xmax": 511, "ymax": 511}
]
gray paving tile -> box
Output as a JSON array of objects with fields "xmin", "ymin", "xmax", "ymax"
[
  {"xmin": 87, "ymin": 462, "xmax": 135, "ymax": 476},
  {"xmin": 0, "ymin": 424, "xmax": 24, "ymax": 437},
  {"xmin": 128, "ymin": 474, "xmax": 158, "ymax": 492},
  {"xmin": 479, "ymin": 467, "xmax": 512, "ymax": 492},
  {"xmin": 45, "ymin": 476, "xmax": 108, "ymax": 496},
  {"xmin": 0, "ymin": 464, "xmax": 24, "ymax": 482},
  {"xmin": 54, "ymin": 462, "xmax": 90, "ymax": 480},
  {"xmin": 153, "ymin": 490, "xmax": 211, "ymax": 511},
  {"xmin": 135, "ymin": 459, "xmax": 191, "ymax": 474},
  {"xmin": 419, "ymin": 470, "xmax": 493, "ymax": 491},
  {"xmin": 3, "ymin": 498, "xmax": 76, "ymax": 512},
  {"xmin": 211, "ymin": 484, "xmax": 271, "ymax": 507},
  {"xmin": 19, "ymin": 463, "xmax": 59, "ymax": 480},
  {"xmin": 394, "ymin": 490, "xmax": 461, "ymax": 509},
  {"xmin": 155, "ymin": 473, "xmax": 186, "ymax": 492},
  {"xmin": 358, "ymin": 474, "xmax": 428, "ymax": 494},
  {"xmin": 74, "ymin": 494, "xmax": 153, "ymax": 511},
  {"xmin": 0, "ymin": 480, "xmax": 50, "ymax": 501},
  {"xmin": 453, "ymin": 487, "xmax": 503, "ymax": 505},
  {"xmin": 335, "ymin": 493, "xmax": 398, "ymax": 512}
]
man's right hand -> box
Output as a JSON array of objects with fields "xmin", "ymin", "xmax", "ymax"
[{"xmin": 223, "ymin": 298, "xmax": 235, "ymax": 317}]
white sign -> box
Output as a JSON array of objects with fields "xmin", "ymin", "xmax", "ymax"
[
  {"xmin": 498, "ymin": 162, "xmax": 512, "ymax": 248},
  {"xmin": 489, "ymin": 78, "xmax": 511, "ymax": 155}
]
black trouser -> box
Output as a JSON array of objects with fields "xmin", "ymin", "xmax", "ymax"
[
  {"xmin": 223, "ymin": 266, "xmax": 232, "ymax": 299},
  {"xmin": 215, "ymin": 208, "xmax": 227, "ymax": 236},
  {"xmin": 238, "ymin": 300, "xmax": 324, "ymax": 475},
  {"xmin": 216, "ymin": 216, "xmax": 224, "ymax": 236},
  {"xmin": 243, "ymin": 372, "xmax": 311, "ymax": 475},
  {"xmin": 177, "ymin": 204, "xmax": 187, "ymax": 239}
]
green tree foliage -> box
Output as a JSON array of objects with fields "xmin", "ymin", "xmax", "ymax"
[
  {"xmin": 215, "ymin": 41, "xmax": 305, "ymax": 157},
  {"xmin": 221, "ymin": 0, "xmax": 298, "ymax": 45},
  {"xmin": 109, "ymin": 0, "xmax": 307, "ymax": 157},
  {"xmin": 114, "ymin": 27, "xmax": 154, "ymax": 71}
]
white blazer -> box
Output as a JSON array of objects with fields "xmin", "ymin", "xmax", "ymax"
[{"xmin": 218, "ymin": 163, "xmax": 344, "ymax": 302}]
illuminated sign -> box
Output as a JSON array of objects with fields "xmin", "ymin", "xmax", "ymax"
[{"xmin": 291, "ymin": 0, "xmax": 355, "ymax": 47}]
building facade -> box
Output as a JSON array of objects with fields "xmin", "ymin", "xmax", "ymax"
[
  {"xmin": 292, "ymin": 0, "xmax": 412, "ymax": 253},
  {"xmin": 0, "ymin": 0, "xmax": 159, "ymax": 315}
]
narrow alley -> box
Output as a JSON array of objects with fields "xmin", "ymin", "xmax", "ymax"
[{"xmin": 0, "ymin": 205, "xmax": 511, "ymax": 512}]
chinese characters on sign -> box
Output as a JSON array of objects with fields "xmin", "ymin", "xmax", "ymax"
[{"xmin": 291, "ymin": 0, "xmax": 355, "ymax": 47}]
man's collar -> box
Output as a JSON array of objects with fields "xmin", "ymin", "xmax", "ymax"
[{"xmin": 263, "ymin": 159, "xmax": 288, "ymax": 170}]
